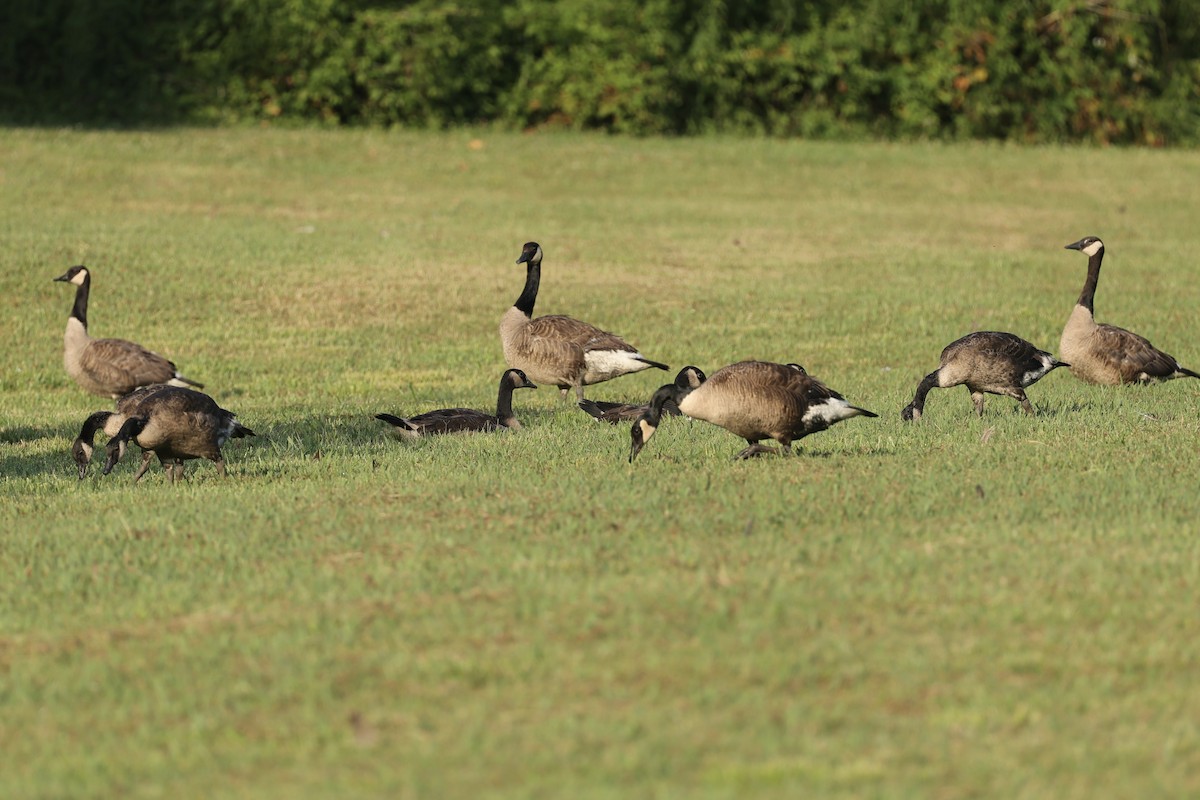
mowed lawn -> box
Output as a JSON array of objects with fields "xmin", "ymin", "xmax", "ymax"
[{"xmin": 2, "ymin": 128, "xmax": 1200, "ymax": 798}]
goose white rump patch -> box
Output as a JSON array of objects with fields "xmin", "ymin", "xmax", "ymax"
[
  {"xmin": 802, "ymin": 398, "xmax": 863, "ymax": 425},
  {"xmin": 583, "ymin": 350, "xmax": 656, "ymax": 383}
]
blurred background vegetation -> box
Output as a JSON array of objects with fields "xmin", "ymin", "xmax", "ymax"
[{"xmin": 2, "ymin": 0, "xmax": 1198, "ymax": 144}]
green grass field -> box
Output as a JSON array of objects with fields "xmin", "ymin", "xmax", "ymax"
[{"xmin": 2, "ymin": 128, "xmax": 1200, "ymax": 798}]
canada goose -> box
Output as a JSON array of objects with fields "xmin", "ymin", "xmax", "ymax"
[
  {"xmin": 628, "ymin": 360, "xmax": 877, "ymax": 461},
  {"xmin": 901, "ymin": 331, "xmax": 1068, "ymax": 421},
  {"xmin": 375, "ymin": 368, "xmax": 537, "ymax": 439},
  {"xmin": 500, "ymin": 242, "xmax": 668, "ymax": 401},
  {"xmin": 578, "ymin": 365, "xmax": 707, "ymax": 423},
  {"xmin": 71, "ymin": 384, "xmax": 175, "ymax": 478},
  {"xmin": 1061, "ymin": 237, "xmax": 1200, "ymax": 385},
  {"xmin": 101, "ymin": 387, "xmax": 255, "ymax": 483},
  {"xmin": 54, "ymin": 265, "xmax": 203, "ymax": 399}
]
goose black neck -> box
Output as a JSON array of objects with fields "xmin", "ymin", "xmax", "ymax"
[
  {"xmin": 908, "ymin": 371, "xmax": 939, "ymax": 415},
  {"xmin": 79, "ymin": 411, "xmax": 113, "ymax": 445},
  {"xmin": 72, "ymin": 273, "xmax": 91, "ymax": 328},
  {"xmin": 1077, "ymin": 249, "xmax": 1103, "ymax": 313},
  {"xmin": 514, "ymin": 259, "xmax": 540, "ymax": 317},
  {"xmin": 496, "ymin": 377, "xmax": 517, "ymax": 424},
  {"xmin": 646, "ymin": 384, "xmax": 686, "ymax": 426}
]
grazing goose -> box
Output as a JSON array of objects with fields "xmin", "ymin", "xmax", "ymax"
[
  {"xmin": 71, "ymin": 384, "xmax": 175, "ymax": 478},
  {"xmin": 101, "ymin": 386, "xmax": 255, "ymax": 483},
  {"xmin": 628, "ymin": 360, "xmax": 877, "ymax": 461},
  {"xmin": 54, "ymin": 265, "xmax": 203, "ymax": 399},
  {"xmin": 375, "ymin": 368, "xmax": 537, "ymax": 439},
  {"xmin": 501, "ymin": 242, "xmax": 668, "ymax": 401},
  {"xmin": 901, "ymin": 331, "xmax": 1068, "ymax": 421},
  {"xmin": 578, "ymin": 365, "xmax": 706, "ymax": 423},
  {"xmin": 1061, "ymin": 236, "xmax": 1199, "ymax": 385}
]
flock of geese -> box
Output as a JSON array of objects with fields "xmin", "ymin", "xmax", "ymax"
[{"xmin": 55, "ymin": 235, "xmax": 1197, "ymax": 482}]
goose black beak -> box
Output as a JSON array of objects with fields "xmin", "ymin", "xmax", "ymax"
[
  {"xmin": 53, "ymin": 272, "xmax": 71, "ymax": 282},
  {"xmin": 516, "ymin": 252, "xmax": 531, "ymax": 265},
  {"xmin": 1064, "ymin": 239, "xmax": 1085, "ymax": 251}
]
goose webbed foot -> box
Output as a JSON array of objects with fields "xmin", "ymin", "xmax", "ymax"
[{"xmin": 733, "ymin": 443, "xmax": 781, "ymax": 460}]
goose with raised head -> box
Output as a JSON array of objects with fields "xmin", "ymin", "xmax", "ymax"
[
  {"xmin": 101, "ymin": 387, "xmax": 254, "ymax": 483},
  {"xmin": 1061, "ymin": 236, "xmax": 1199, "ymax": 385},
  {"xmin": 578, "ymin": 365, "xmax": 706, "ymax": 424},
  {"xmin": 375, "ymin": 369, "xmax": 537, "ymax": 439},
  {"xmin": 628, "ymin": 360, "xmax": 877, "ymax": 461},
  {"xmin": 501, "ymin": 242, "xmax": 668, "ymax": 401},
  {"xmin": 901, "ymin": 331, "xmax": 1068, "ymax": 421},
  {"xmin": 54, "ymin": 265, "xmax": 203, "ymax": 399},
  {"xmin": 71, "ymin": 384, "xmax": 175, "ymax": 478}
]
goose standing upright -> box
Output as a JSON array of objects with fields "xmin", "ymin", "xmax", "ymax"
[
  {"xmin": 375, "ymin": 368, "xmax": 538, "ymax": 439},
  {"xmin": 101, "ymin": 386, "xmax": 254, "ymax": 483},
  {"xmin": 500, "ymin": 242, "xmax": 668, "ymax": 401},
  {"xmin": 901, "ymin": 331, "xmax": 1068, "ymax": 420},
  {"xmin": 54, "ymin": 266, "xmax": 203, "ymax": 399},
  {"xmin": 629, "ymin": 360, "xmax": 876, "ymax": 461},
  {"xmin": 1061, "ymin": 237, "xmax": 1199, "ymax": 385}
]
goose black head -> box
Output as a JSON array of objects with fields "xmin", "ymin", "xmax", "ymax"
[
  {"xmin": 674, "ymin": 365, "xmax": 707, "ymax": 390},
  {"xmin": 516, "ymin": 242, "xmax": 543, "ymax": 266},
  {"xmin": 629, "ymin": 416, "xmax": 657, "ymax": 463},
  {"xmin": 54, "ymin": 265, "xmax": 90, "ymax": 285},
  {"xmin": 1065, "ymin": 236, "xmax": 1104, "ymax": 257},
  {"xmin": 504, "ymin": 368, "xmax": 538, "ymax": 390},
  {"xmin": 72, "ymin": 410, "xmax": 114, "ymax": 479}
]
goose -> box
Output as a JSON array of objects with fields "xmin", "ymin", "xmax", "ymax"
[
  {"xmin": 501, "ymin": 242, "xmax": 668, "ymax": 401},
  {"xmin": 375, "ymin": 368, "xmax": 537, "ymax": 439},
  {"xmin": 578, "ymin": 365, "xmax": 706, "ymax": 423},
  {"xmin": 628, "ymin": 360, "xmax": 877, "ymax": 461},
  {"xmin": 54, "ymin": 265, "xmax": 203, "ymax": 399},
  {"xmin": 901, "ymin": 331, "xmax": 1068, "ymax": 421},
  {"xmin": 71, "ymin": 384, "xmax": 175, "ymax": 478},
  {"xmin": 101, "ymin": 386, "xmax": 255, "ymax": 483},
  {"xmin": 1061, "ymin": 236, "xmax": 1199, "ymax": 385}
]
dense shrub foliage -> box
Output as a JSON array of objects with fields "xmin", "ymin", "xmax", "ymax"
[{"xmin": 2, "ymin": 0, "xmax": 1198, "ymax": 143}]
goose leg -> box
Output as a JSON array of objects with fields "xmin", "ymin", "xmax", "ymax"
[
  {"xmin": 734, "ymin": 442, "xmax": 780, "ymax": 459},
  {"xmin": 213, "ymin": 454, "xmax": 227, "ymax": 478},
  {"xmin": 132, "ymin": 451, "xmax": 155, "ymax": 483},
  {"xmin": 970, "ymin": 390, "xmax": 985, "ymax": 417},
  {"xmin": 1011, "ymin": 389, "xmax": 1034, "ymax": 415}
]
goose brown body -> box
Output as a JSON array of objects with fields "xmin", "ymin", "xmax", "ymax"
[
  {"xmin": 630, "ymin": 361, "xmax": 877, "ymax": 461},
  {"xmin": 54, "ymin": 266, "xmax": 203, "ymax": 399},
  {"xmin": 375, "ymin": 369, "xmax": 537, "ymax": 439},
  {"xmin": 102, "ymin": 387, "xmax": 254, "ymax": 483},
  {"xmin": 901, "ymin": 331, "xmax": 1067, "ymax": 420},
  {"xmin": 1060, "ymin": 237, "xmax": 1200, "ymax": 385},
  {"xmin": 500, "ymin": 243, "xmax": 667, "ymax": 400}
]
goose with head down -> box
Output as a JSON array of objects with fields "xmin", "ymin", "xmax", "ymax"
[
  {"xmin": 629, "ymin": 360, "xmax": 876, "ymax": 461},
  {"xmin": 901, "ymin": 331, "xmax": 1068, "ymax": 421},
  {"xmin": 101, "ymin": 386, "xmax": 254, "ymax": 483}
]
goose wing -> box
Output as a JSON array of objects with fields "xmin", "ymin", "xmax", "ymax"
[
  {"xmin": 531, "ymin": 314, "xmax": 637, "ymax": 353},
  {"xmin": 86, "ymin": 337, "xmax": 178, "ymax": 392},
  {"xmin": 407, "ymin": 408, "xmax": 501, "ymax": 434},
  {"xmin": 1094, "ymin": 323, "xmax": 1181, "ymax": 381}
]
